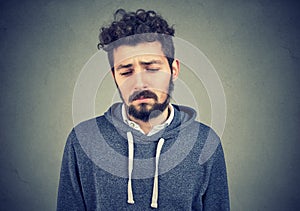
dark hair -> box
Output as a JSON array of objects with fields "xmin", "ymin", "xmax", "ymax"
[{"xmin": 98, "ymin": 9, "xmax": 175, "ymax": 71}]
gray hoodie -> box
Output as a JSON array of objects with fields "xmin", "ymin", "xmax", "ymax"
[{"xmin": 57, "ymin": 103, "xmax": 230, "ymax": 210}]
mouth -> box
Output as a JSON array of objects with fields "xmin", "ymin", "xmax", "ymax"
[
  {"xmin": 133, "ymin": 96, "xmax": 153, "ymax": 103},
  {"xmin": 129, "ymin": 90, "xmax": 158, "ymax": 103}
]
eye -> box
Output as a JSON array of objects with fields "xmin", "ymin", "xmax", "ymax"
[
  {"xmin": 120, "ymin": 70, "xmax": 133, "ymax": 76},
  {"xmin": 146, "ymin": 68, "xmax": 159, "ymax": 72}
]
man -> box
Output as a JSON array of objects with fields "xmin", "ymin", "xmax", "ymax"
[{"xmin": 57, "ymin": 9, "xmax": 229, "ymax": 210}]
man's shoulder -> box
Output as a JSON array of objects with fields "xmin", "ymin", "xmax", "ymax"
[
  {"xmin": 65, "ymin": 114, "xmax": 114, "ymax": 151},
  {"xmin": 195, "ymin": 121, "xmax": 218, "ymax": 136},
  {"xmin": 172, "ymin": 104, "xmax": 214, "ymax": 131},
  {"xmin": 188, "ymin": 120, "xmax": 220, "ymax": 143},
  {"xmin": 74, "ymin": 114, "xmax": 107, "ymax": 129},
  {"xmin": 67, "ymin": 115, "xmax": 108, "ymax": 140},
  {"xmin": 72, "ymin": 103, "xmax": 122, "ymax": 129}
]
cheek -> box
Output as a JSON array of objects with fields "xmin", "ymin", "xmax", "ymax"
[
  {"xmin": 115, "ymin": 78, "xmax": 134, "ymax": 102},
  {"xmin": 149, "ymin": 73, "xmax": 171, "ymax": 93}
]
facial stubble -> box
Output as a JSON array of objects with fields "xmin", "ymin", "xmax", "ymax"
[{"xmin": 117, "ymin": 76, "xmax": 174, "ymax": 122}]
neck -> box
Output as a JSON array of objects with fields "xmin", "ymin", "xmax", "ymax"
[{"xmin": 128, "ymin": 106, "xmax": 170, "ymax": 135}]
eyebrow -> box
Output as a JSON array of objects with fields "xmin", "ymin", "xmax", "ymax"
[
  {"xmin": 140, "ymin": 60, "xmax": 163, "ymax": 66},
  {"xmin": 116, "ymin": 63, "xmax": 133, "ymax": 70},
  {"xmin": 116, "ymin": 60, "xmax": 163, "ymax": 71}
]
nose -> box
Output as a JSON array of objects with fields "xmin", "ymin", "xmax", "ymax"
[{"xmin": 133, "ymin": 70, "xmax": 148, "ymax": 90}]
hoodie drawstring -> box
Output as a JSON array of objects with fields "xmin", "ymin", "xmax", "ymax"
[
  {"xmin": 126, "ymin": 132, "xmax": 165, "ymax": 209},
  {"xmin": 151, "ymin": 138, "xmax": 165, "ymax": 208},
  {"xmin": 127, "ymin": 132, "xmax": 134, "ymax": 204}
]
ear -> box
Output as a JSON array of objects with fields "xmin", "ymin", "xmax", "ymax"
[{"xmin": 171, "ymin": 59, "xmax": 180, "ymax": 81}]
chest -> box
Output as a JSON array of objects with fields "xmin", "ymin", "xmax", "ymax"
[{"xmin": 77, "ymin": 155, "xmax": 206, "ymax": 210}]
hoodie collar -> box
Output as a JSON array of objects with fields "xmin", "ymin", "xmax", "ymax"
[
  {"xmin": 104, "ymin": 102, "xmax": 197, "ymax": 142},
  {"xmin": 121, "ymin": 103, "xmax": 175, "ymax": 136}
]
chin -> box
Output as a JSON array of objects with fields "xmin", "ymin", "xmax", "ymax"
[{"xmin": 132, "ymin": 103, "xmax": 152, "ymax": 112}]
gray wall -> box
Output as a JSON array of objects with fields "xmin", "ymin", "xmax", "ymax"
[{"xmin": 1, "ymin": 0, "xmax": 299, "ymax": 210}]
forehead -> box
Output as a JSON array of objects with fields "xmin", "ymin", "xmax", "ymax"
[{"xmin": 113, "ymin": 41, "xmax": 165, "ymax": 66}]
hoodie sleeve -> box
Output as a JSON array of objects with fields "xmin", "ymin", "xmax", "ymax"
[
  {"xmin": 203, "ymin": 143, "xmax": 230, "ymax": 211},
  {"xmin": 57, "ymin": 130, "xmax": 86, "ymax": 211}
]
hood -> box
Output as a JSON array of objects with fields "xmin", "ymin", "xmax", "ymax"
[{"xmin": 104, "ymin": 102, "xmax": 197, "ymax": 142}]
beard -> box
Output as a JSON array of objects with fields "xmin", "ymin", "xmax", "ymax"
[
  {"xmin": 118, "ymin": 77, "xmax": 174, "ymax": 122},
  {"xmin": 127, "ymin": 95, "xmax": 170, "ymax": 122}
]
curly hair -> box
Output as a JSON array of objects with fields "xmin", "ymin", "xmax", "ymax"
[{"xmin": 98, "ymin": 9, "xmax": 175, "ymax": 71}]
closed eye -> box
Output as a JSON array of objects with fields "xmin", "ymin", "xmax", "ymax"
[
  {"xmin": 120, "ymin": 70, "xmax": 133, "ymax": 76},
  {"xmin": 146, "ymin": 68, "xmax": 159, "ymax": 72}
]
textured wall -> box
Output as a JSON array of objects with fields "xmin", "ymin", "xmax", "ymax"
[{"xmin": 1, "ymin": 0, "xmax": 299, "ymax": 210}]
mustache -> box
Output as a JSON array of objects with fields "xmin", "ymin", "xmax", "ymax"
[{"xmin": 129, "ymin": 90, "xmax": 158, "ymax": 102}]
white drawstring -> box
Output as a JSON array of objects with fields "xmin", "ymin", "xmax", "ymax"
[
  {"xmin": 127, "ymin": 132, "xmax": 134, "ymax": 204},
  {"xmin": 151, "ymin": 138, "xmax": 165, "ymax": 208},
  {"xmin": 126, "ymin": 132, "xmax": 165, "ymax": 209}
]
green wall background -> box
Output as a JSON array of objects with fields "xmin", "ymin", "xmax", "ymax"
[{"xmin": 1, "ymin": 0, "xmax": 299, "ymax": 210}]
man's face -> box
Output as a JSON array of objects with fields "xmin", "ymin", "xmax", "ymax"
[{"xmin": 113, "ymin": 41, "xmax": 179, "ymax": 122}]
